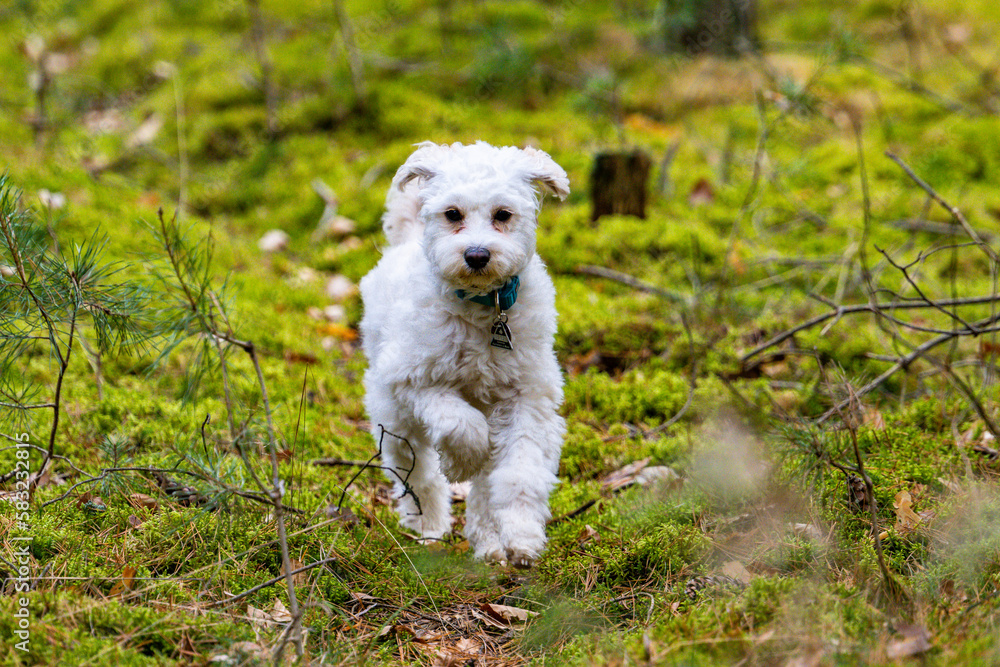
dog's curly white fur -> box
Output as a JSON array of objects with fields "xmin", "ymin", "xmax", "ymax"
[{"xmin": 360, "ymin": 141, "xmax": 569, "ymax": 567}]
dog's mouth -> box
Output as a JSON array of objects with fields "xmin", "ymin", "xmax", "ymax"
[{"xmin": 452, "ymin": 266, "xmax": 509, "ymax": 292}]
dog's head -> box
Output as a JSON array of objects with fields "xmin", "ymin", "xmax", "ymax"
[{"xmin": 391, "ymin": 141, "xmax": 569, "ymax": 292}]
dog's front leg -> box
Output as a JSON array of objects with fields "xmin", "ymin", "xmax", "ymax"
[
  {"xmin": 399, "ymin": 384, "xmax": 490, "ymax": 483},
  {"xmin": 474, "ymin": 391, "xmax": 564, "ymax": 568}
]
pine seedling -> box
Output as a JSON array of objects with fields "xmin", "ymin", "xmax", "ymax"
[{"xmin": 0, "ymin": 175, "xmax": 148, "ymax": 481}]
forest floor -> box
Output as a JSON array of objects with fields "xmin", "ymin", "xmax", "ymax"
[{"xmin": 3, "ymin": 0, "xmax": 1000, "ymax": 664}]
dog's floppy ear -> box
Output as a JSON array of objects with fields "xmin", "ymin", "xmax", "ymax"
[
  {"xmin": 392, "ymin": 141, "xmax": 449, "ymax": 191},
  {"xmin": 521, "ymin": 146, "xmax": 570, "ymax": 200}
]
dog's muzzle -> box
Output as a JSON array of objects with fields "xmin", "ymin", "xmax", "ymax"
[{"xmin": 463, "ymin": 247, "xmax": 491, "ymax": 270}]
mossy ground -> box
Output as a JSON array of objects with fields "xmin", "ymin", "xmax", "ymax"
[{"xmin": 3, "ymin": 0, "xmax": 1000, "ymax": 664}]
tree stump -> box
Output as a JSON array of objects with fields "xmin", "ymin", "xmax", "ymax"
[
  {"xmin": 589, "ymin": 150, "xmax": 652, "ymax": 222},
  {"xmin": 658, "ymin": 0, "xmax": 759, "ymax": 57}
]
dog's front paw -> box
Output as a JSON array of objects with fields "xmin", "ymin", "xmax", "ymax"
[
  {"xmin": 497, "ymin": 511, "xmax": 547, "ymax": 569},
  {"xmin": 432, "ymin": 410, "xmax": 490, "ymax": 482},
  {"xmin": 506, "ymin": 548, "xmax": 537, "ymax": 570},
  {"xmin": 481, "ymin": 547, "xmax": 536, "ymax": 569}
]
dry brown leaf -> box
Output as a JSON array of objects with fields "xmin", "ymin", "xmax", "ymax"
[
  {"xmin": 413, "ymin": 629, "xmax": 447, "ymax": 645},
  {"xmin": 280, "ymin": 559, "xmax": 309, "ymax": 587},
  {"xmin": 720, "ymin": 560, "xmax": 753, "ymax": 585},
  {"xmin": 128, "ymin": 493, "xmax": 158, "ymax": 511},
  {"xmin": 886, "ymin": 624, "xmax": 932, "ymax": 659},
  {"xmin": 453, "ymin": 637, "xmax": 480, "ymax": 654},
  {"xmin": 270, "ymin": 598, "xmax": 292, "ymax": 623},
  {"xmin": 688, "ymin": 177, "xmax": 715, "ymax": 206},
  {"xmin": 601, "ymin": 458, "xmax": 651, "ymax": 491},
  {"xmin": 246, "ymin": 605, "xmax": 273, "ymax": 632},
  {"xmin": 317, "ymin": 323, "xmax": 358, "ymax": 340},
  {"xmin": 127, "ymin": 514, "xmax": 144, "ymax": 529},
  {"xmin": 109, "ymin": 565, "xmax": 137, "ymax": 597},
  {"xmin": 480, "ymin": 602, "xmax": 537, "ymax": 624},
  {"xmin": 431, "ymin": 648, "xmax": 473, "ymax": 667},
  {"xmin": 577, "ymin": 524, "xmax": 600, "ymax": 545},
  {"xmin": 893, "ymin": 489, "xmax": 922, "ymax": 534},
  {"xmin": 937, "ymin": 476, "xmax": 963, "ymax": 494}
]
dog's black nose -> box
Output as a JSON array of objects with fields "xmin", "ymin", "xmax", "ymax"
[{"xmin": 464, "ymin": 247, "xmax": 491, "ymax": 270}]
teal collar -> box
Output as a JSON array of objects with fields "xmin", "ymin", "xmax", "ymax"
[{"xmin": 455, "ymin": 275, "xmax": 520, "ymax": 311}]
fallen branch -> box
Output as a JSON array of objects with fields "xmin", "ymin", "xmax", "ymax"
[
  {"xmin": 312, "ymin": 457, "xmax": 377, "ymax": 468},
  {"xmin": 885, "ymin": 217, "xmax": 996, "ymax": 243},
  {"xmin": 210, "ymin": 558, "xmax": 338, "ymax": 608},
  {"xmin": 37, "ymin": 464, "xmax": 305, "ymax": 514},
  {"xmin": 574, "ymin": 264, "xmax": 688, "ymax": 303},
  {"xmin": 741, "ymin": 294, "xmax": 1000, "ymax": 363}
]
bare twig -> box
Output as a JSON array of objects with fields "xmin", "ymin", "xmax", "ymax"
[
  {"xmin": 36, "ymin": 464, "xmax": 304, "ymax": 513},
  {"xmin": 574, "ymin": 264, "xmax": 688, "ymax": 303},
  {"xmin": 886, "ymin": 151, "xmax": 999, "ymax": 264},
  {"xmin": 210, "ymin": 558, "xmax": 338, "ymax": 608},
  {"xmin": 875, "ymin": 245, "xmax": 980, "ymax": 333},
  {"xmin": 886, "ymin": 217, "xmax": 996, "ymax": 242},
  {"xmin": 819, "ymin": 310, "xmax": 1000, "ymax": 422},
  {"xmin": 742, "ymin": 295, "xmax": 1000, "ymax": 363},
  {"xmin": 336, "ymin": 425, "xmax": 421, "ymax": 515},
  {"xmin": 246, "ymin": 0, "xmax": 278, "ymax": 139},
  {"xmin": 312, "ymin": 457, "xmax": 376, "ymax": 468}
]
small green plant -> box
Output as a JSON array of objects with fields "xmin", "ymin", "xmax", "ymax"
[{"xmin": 0, "ymin": 175, "xmax": 146, "ymax": 481}]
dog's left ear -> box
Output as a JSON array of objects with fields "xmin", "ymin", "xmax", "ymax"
[{"xmin": 521, "ymin": 147, "xmax": 570, "ymax": 200}]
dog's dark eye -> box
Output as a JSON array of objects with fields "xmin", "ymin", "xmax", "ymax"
[
  {"xmin": 444, "ymin": 208, "xmax": 463, "ymax": 222},
  {"xmin": 494, "ymin": 209, "xmax": 512, "ymax": 223}
]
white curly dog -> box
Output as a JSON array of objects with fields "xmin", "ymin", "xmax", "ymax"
[{"xmin": 360, "ymin": 141, "xmax": 569, "ymax": 568}]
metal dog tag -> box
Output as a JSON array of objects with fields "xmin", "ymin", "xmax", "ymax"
[
  {"xmin": 491, "ymin": 317, "xmax": 514, "ymax": 350},
  {"xmin": 490, "ymin": 291, "xmax": 514, "ymax": 350}
]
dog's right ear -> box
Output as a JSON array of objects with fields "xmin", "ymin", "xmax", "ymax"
[{"xmin": 392, "ymin": 142, "xmax": 449, "ymax": 191}]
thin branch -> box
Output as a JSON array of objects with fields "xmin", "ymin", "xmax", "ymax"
[
  {"xmin": 246, "ymin": 0, "xmax": 278, "ymax": 139},
  {"xmin": 741, "ymin": 295, "xmax": 1000, "ymax": 363},
  {"xmin": 886, "ymin": 151, "xmax": 999, "ymax": 264},
  {"xmin": 210, "ymin": 558, "xmax": 338, "ymax": 608},
  {"xmin": 874, "ymin": 245, "xmax": 980, "ymax": 333},
  {"xmin": 574, "ymin": 264, "xmax": 688, "ymax": 303},
  {"xmin": 337, "ymin": 425, "xmax": 421, "ymax": 516},
  {"xmin": 37, "ymin": 465, "xmax": 301, "ymax": 512},
  {"xmin": 819, "ymin": 310, "xmax": 1000, "ymax": 422},
  {"xmin": 312, "ymin": 457, "xmax": 376, "ymax": 468},
  {"xmin": 886, "ymin": 217, "xmax": 996, "ymax": 242}
]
